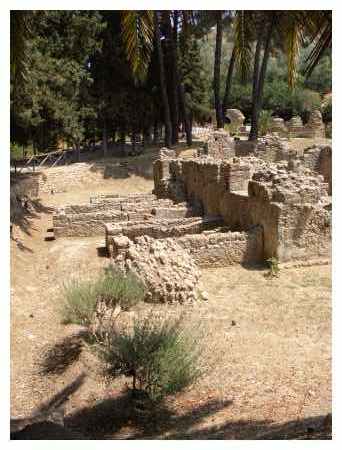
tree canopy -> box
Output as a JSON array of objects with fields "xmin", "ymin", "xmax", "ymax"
[{"xmin": 10, "ymin": 9, "xmax": 332, "ymax": 157}]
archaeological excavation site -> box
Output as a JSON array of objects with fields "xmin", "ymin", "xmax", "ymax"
[
  {"xmin": 49, "ymin": 123, "xmax": 332, "ymax": 305},
  {"xmin": 10, "ymin": 121, "xmax": 332, "ymax": 440},
  {"xmin": 10, "ymin": 8, "xmax": 333, "ymax": 440}
]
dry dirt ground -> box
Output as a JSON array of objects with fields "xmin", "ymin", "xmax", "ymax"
[{"xmin": 10, "ymin": 141, "xmax": 332, "ymax": 440}]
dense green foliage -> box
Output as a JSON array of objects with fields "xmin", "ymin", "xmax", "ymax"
[
  {"xmin": 11, "ymin": 10, "xmax": 332, "ymax": 154},
  {"xmin": 99, "ymin": 315, "xmax": 201, "ymax": 401},
  {"xmin": 61, "ymin": 267, "xmax": 145, "ymax": 326}
]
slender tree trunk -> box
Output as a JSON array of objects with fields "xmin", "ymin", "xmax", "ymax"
[
  {"xmin": 76, "ymin": 141, "xmax": 81, "ymax": 162},
  {"xmin": 153, "ymin": 120, "xmax": 159, "ymax": 144},
  {"xmin": 178, "ymin": 82, "xmax": 192, "ymax": 146},
  {"xmin": 249, "ymin": 16, "xmax": 275, "ymax": 141},
  {"xmin": 249, "ymin": 33, "xmax": 263, "ymax": 141},
  {"xmin": 214, "ymin": 11, "xmax": 223, "ymax": 129},
  {"xmin": 164, "ymin": 11, "xmax": 179, "ymax": 145},
  {"xmin": 131, "ymin": 131, "xmax": 137, "ymax": 154},
  {"xmin": 102, "ymin": 119, "xmax": 108, "ymax": 157},
  {"xmin": 222, "ymin": 45, "xmax": 237, "ymax": 116},
  {"xmin": 143, "ymin": 127, "xmax": 152, "ymax": 147},
  {"xmin": 154, "ymin": 11, "xmax": 172, "ymax": 148}
]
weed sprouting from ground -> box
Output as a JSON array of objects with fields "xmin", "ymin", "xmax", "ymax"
[{"xmin": 265, "ymin": 257, "xmax": 280, "ymax": 279}]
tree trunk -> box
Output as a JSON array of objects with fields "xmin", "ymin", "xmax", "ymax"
[
  {"xmin": 76, "ymin": 141, "xmax": 81, "ymax": 162},
  {"xmin": 164, "ymin": 11, "xmax": 179, "ymax": 145},
  {"xmin": 153, "ymin": 121, "xmax": 159, "ymax": 144},
  {"xmin": 102, "ymin": 119, "xmax": 108, "ymax": 157},
  {"xmin": 249, "ymin": 33, "xmax": 263, "ymax": 141},
  {"xmin": 249, "ymin": 16, "xmax": 275, "ymax": 141},
  {"xmin": 154, "ymin": 11, "xmax": 172, "ymax": 148},
  {"xmin": 214, "ymin": 11, "xmax": 223, "ymax": 129},
  {"xmin": 143, "ymin": 127, "xmax": 152, "ymax": 147},
  {"xmin": 178, "ymin": 83, "xmax": 192, "ymax": 146},
  {"xmin": 131, "ymin": 131, "xmax": 137, "ymax": 154},
  {"xmin": 222, "ymin": 45, "xmax": 237, "ymax": 116}
]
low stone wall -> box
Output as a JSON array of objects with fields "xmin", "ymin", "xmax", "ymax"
[
  {"xmin": 177, "ymin": 226, "xmax": 264, "ymax": 267},
  {"xmin": 105, "ymin": 215, "xmax": 223, "ymax": 255},
  {"xmin": 301, "ymin": 145, "xmax": 332, "ymax": 195},
  {"xmin": 38, "ymin": 163, "xmax": 93, "ymax": 193}
]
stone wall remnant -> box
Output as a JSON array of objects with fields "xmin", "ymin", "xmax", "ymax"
[
  {"xmin": 153, "ymin": 155, "xmax": 331, "ymax": 262},
  {"xmin": 225, "ymin": 109, "xmax": 245, "ymax": 133},
  {"xmin": 198, "ymin": 129, "xmax": 235, "ymax": 159},
  {"xmin": 114, "ymin": 235, "xmax": 201, "ymax": 304},
  {"xmin": 269, "ymin": 117, "xmax": 287, "ymax": 135}
]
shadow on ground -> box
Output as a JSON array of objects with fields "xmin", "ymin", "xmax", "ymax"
[
  {"xmin": 64, "ymin": 391, "xmax": 331, "ymax": 440},
  {"xmin": 38, "ymin": 331, "xmax": 88, "ymax": 376},
  {"xmin": 11, "ymin": 196, "xmax": 54, "ymax": 246},
  {"xmin": 12, "ymin": 381, "xmax": 331, "ymax": 440}
]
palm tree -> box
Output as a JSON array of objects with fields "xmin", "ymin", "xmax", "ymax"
[
  {"xmin": 120, "ymin": 11, "xmax": 154, "ymax": 83},
  {"xmin": 233, "ymin": 10, "xmax": 332, "ymax": 140}
]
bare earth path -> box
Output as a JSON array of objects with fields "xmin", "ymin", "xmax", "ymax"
[{"xmin": 11, "ymin": 167, "xmax": 331, "ymax": 439}]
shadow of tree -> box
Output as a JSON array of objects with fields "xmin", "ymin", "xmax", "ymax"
[
  {"xmin": 11, "ymin": 378, "xmax": 332, "ymax": 440},
  {"xmin": 65, "ymin": 391, "xmax": 234, "ymax": 439},
  {"xmin": 11, "ymin": 196, "xmax": 54, "ymax": 238},
  {"xmin": 65, "ymin": 391, "xmax": 331, "ymax": 440},
  {"xmin": 38, "ymin": 331, "xmax": 88, "ymax": 375},
  {"xmin": 11, "ymin": 373, "xmax": 87, "ymax": 440}
]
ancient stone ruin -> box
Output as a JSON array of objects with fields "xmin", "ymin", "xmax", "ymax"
[
  {"xmin": 51, "ymin": 130, "xmax": 331, "ymax": 304},
  {"xmin": 225, "ymin": 109, "xmax": 245, "ymax": 133}
]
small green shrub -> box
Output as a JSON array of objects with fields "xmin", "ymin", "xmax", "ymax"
[
  {"xmin": 265, "ymin": 257, "xmax": 280, "ymax": 278},
  {"xmin": 61, "ymin": 279, "xmax": 98, "ymax": 326},
  {"xmin": 61, "ymin": 266, "xmax": 145, "ymax": 326},
  {"xmin": 96, "ymin": 265, "xmax": 146, "ymax": 311},
  {"xmin": 98, "ymin": 315, "xmax": 201, "ymax": 401}
]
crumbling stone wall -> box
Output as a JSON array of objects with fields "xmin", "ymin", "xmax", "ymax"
[
  {"xmin": 300, "ymin": 145, "xmax": 332, "ymax": 195},
  {"xmin": 153, "ymin": 155, "xmax": 331, "ymax": 262},
  {"xmin": 269, "ymin": 117, "xmax": 287, "ymax": 136},
  {"xmin": 114, "ymin": 235, "xmax": 201, "ymax": 303},
  {"xmin": 177, "ymin": 226, "xmax": 263, "ymax": 267},
  {"xmin": 225, "ymin": 109, "xmax": 245, "ymax": 133},
  {"xmin": 198, "ymin": 130, "xmax": 235, "ymax": 159},
  {"xmin": 235, "ymin": 135, "xmax": 295, "ymax": 163},
  {"xmin": 286, "ymin": 110, "xmax": 325, "ymax": 138},
  {"xmin": 105, "ymin": 215, "xmax": 223, "ymax": 254},
  {"xmin": 53, "ymin": 198, "xmax": 193, "ymax": 237}
]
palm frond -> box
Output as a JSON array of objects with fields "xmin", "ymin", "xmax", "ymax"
[
  {"xmin": 282, "ymin": 15, "xmax": 304, "ymax": 88},
  {"xmin": 233, "ymin": 11, "xmax": 254, "ymax": 82},
  {"xmin": 121, "ymin": 11, "xmax": 154, "ymax": 82},
  {"xmin": 304, "ymin": 12, "xmax": 332, "ymax": 76}
]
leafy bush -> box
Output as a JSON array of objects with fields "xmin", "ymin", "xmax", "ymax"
[
  {"xmin": 259, "ymin": 110, "xmax": 273, "ymax": 136},
  {"xmin": 95, "ymin": 265, "xmax": 146, "ymax": 311},
  {"xmin": 263, "ymin": 81, "xmax": 321, "ymax": 120},
  {"xmin": 99, "ymin": 315, "xmax": 201, "ymax": 401},
  {"xmin": 61, "ymin": 266, "xmax": 145, "ymax": 326},
  {"xmin": 61, "ymin": 279, "xmax": 98, "ymax": 326}
]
